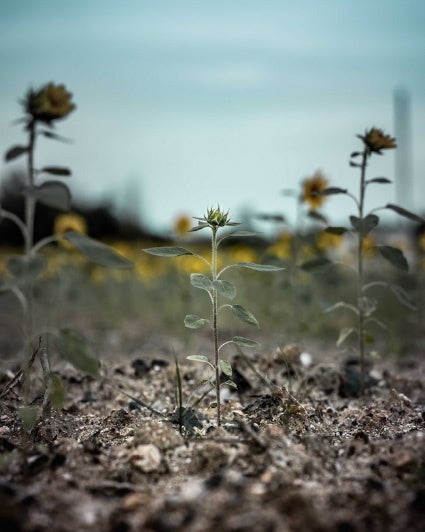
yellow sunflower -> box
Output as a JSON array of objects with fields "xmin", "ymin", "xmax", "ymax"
[
  {"xmin": 172, "ymin": 214, "xmax": 192, "ymax": 236},
  {"xmin": 301, "ymin": 171, "xmax": 328, "ymax": 210},
  {"xmin": 54, "ymin": 213, "xmax": 87, "ymax": 249},
  {"xmin": 27, "ymin": 82, "xmax": 75, "ymax": 122}
]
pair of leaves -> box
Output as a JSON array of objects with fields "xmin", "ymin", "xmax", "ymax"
[
  {"xmin": 186, "ymin": 355, "xmax": 232, "ymax": 377},
  {"xmin": 350, "ymin": 214, "xmax": 379, "ymax": 237},
  {"xmin": 184, "ymin": 305, "xmax": 259, "ymax": 330},
  {"xmin": 6, "ymin": 255, "xmax": 46, "ymax": 283},
  {"xmin": 190, "ymin": 274, "xmax": 237, "ymax": 300}
]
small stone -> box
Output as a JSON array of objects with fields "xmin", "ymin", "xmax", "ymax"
[{"xmin": 130, "ymin": 444, "xmax": 162, "ymax": 473}]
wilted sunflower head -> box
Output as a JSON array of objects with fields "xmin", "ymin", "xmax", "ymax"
[
  {"xmin": 301, "ymin": 171, "xmax": 328, "ymax": 210},
  {"xmin": 357, "ymin": 127, "xmax": 396, "ymax": 154},
  {"xmin": 25, "ymin": 82, "xmax": 75, "ymax": 123}
]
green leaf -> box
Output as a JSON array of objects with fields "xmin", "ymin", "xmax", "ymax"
[
  {"xmin": 40, "ymin": 130, "xmax": 72, "ymax": 143},
  {"xmin": 49, "ymin": 373, "xmax": 66, "ymax": 410},
  {"xmin": 230, "ymin": 305, "xmax": 259, "ymax": 328},
  {"xmin": 367, "ymin": 177, "xmax": 392, "ymax": 185},
  {"xmin": 256, "ymin": 214, "xmax": 286, "ymax": 223},
  {"xmin": 184, "ymin": 314, "xmax": 208, "ymax": 329},
  {"xmin": 316, "ymin": 187, "xmax": 348, "ymax": 196},
  {"xmin": 222, "ymin": 379, "xmax": 238, "ymax": 389},
  {"xmin": 299, "ymin": 257, "xmax": 331, "ymax": 271},
  {"xmin": 232, "ymin": 336, "xmax": 260, "ymax": 348},
  {"xmin": 5, "ymin": 145, "xmax": 28, "ymax": 162},
  {"xmin": 337, "ymin": 327, "xmax": 356, "ymax": 347},
  {"xmin": 29, "ymin": 181, "xmax": 71, "ymax": 211},
  {"xmin": 186, "ymin": 355, "xmax": 214, "ymax": 370},
  {"xmin": 6, "ymin": 255, "xmax": 46, "ymax": 282},
  {"xmin": 213, "ymin": 279, "xmax": 236, "ymax": 299},
  {"xmin": 378, "ymin": 245, "xmax": 409, "ymax": 272},
  {"xmin": 40, "ymin": 166, "xmax": 71, "ymax": 177},
  {"xmin": 308, "ymin": 210, "xmax": 328, "ymax": 224},
  {"xmin": 219, "ymin": 359, "xmax": 232, "ymax": 377},
  {"xmin": 385, "ymin": 203, "xmax": 424, "ymax": 223},
  {"xmin": 236, "ymin": 262, "xmax": 284, "ymax": 272},
  {"xmin": 350, "ymin": 214, "xmax": 379, "ymax": 236},
  {"xmin": 325, "ymin": 301, "xmax": 359, "ymax": 316},
  {"xmin": 188, "ymin": 222, "xmax": 209, "ymax": 232},
  {"xmin": 389, "ymin": 284, "xmax": 416, "ymax": 311},
  {"xmin": 64, "ymin": 232, "xmax": 133, "ymax": 269},
  {"xmin": 143, "ymin": 246, "xmax": 194, "ymax": 257},
  {"xmin": 17, "ymin": 406, "xmax": 39, "ymax": 433},
  {"xmin": 54, "ymin": 329, "xmax": 99, "ymax": 377},
  {"xmin": 227, "ymin": 230, "xmax": 257, "ymax": 238},
  {"xmin": 191, "ymin": 273, "xmax": 213, "ymax": 292},
  {"xmin": 325, "ymin": 226, "xmax": 348, "ymax": 235}
]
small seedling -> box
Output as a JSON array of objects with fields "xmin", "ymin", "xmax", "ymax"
[
  {"xmin": 144, "ymin": 206, "xmax": 283, "ymax": 426},
  {"xmin": 320, "ymin": 127, "xmax": 423, "ymax": 395},
  {"xmin": 0, "ymin": 83, "xmax": 132, "ymax": 431}
]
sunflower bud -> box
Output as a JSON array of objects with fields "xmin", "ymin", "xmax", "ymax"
[{"xmin": 205, "ymin": 206, "xmax": 231, "ymax": 228}]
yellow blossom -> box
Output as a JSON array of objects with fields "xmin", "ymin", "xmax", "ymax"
[
  {"xmin": 362, "ymin": 235, "xmax": 377, "ymax": 256},
  {"xmin": 267, "ymin": 232, "xmax": 293, "ymax": 260},
  {"xmin": 418, "ymin": 233, "xmax": 425, "ymax": 252},
  {"xmin": 27, "ymin": 83, "xmax": 75, "ymax": 122},
  {"xmin": 54, "ymin": 212, "xmax": 87, "ymax": 249},
  {"xmin": 316, "ymin": 231, "xmax": 343, "ymax": 251},
  {"xmin": 301, "ymin": 171, "xmax": 328, "ymax": 210},
  {"xmin": 358, "ymin": 127, "xmax": 396, "ymax": 154},
  {"xmin": 227, "ymin": 245, "xmax": 258, "ymax": 264},
  {"xmin": 173, "ymin": 214, "xmax": 192, "ymax": 236}
]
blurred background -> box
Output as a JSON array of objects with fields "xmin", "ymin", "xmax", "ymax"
[{"xmin": 0, "ymin": 0, "xmax": 424, "ymax": 235}]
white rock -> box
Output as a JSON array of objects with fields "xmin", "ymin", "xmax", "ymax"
[{"xmin": 130, "ymin": 443, "xmax": 162, "ymax": 473}]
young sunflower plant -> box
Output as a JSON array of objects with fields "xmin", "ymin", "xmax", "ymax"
[
  {"xmin": 0, "ymin": 83, "xmax": 132, "ymax": 432},
  {"xmin": 320, "ymin": 127, "xmax": 423, "ymax": 396},
  {"xmin": 144, "ymin": 206, "xmax": 283, "ymax": 427}
]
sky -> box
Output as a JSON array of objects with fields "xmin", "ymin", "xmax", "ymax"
[{"xmin": 0, "ymin": 0, "xmax": 424, "ymax": 235}]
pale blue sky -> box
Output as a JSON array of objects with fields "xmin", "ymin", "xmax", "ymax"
[{"xmin": 1, "ymin": 0, "xmax": 424, "ymax": 233}]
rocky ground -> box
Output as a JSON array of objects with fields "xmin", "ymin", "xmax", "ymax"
[{"xmin": 0, "ymin": 339, "xmax": 424, "ymax": 532}]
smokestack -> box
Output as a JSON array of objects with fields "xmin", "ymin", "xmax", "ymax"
[{"xmin": 393, "ymin": 87, "xmax": 413, "ymax": 209}]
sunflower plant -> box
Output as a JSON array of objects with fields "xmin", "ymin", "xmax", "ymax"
[
  {"xmin": 258, "ymin": 171, "xmax": 332, "ymax": 343},
  {"xmin": 0, "ymin": 82, "xmax": 132, "ymax": 432},
  {"xmin": 321, "ymin": 127, "xmax": 423, "ymax": 396},
  {"xmin": 144, "ymin": 206, "xmax": 283, "ymax": 427}
]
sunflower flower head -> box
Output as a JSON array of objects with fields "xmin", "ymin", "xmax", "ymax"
[
  {"xmin": 357, "ymin": 127, "xmax": 396, "ymax": 154},
  {"xmin": 54, "ymin": 213, "xmax": 87, "ymax": 249},
  {"xmin": 25, "ymin": 82, "xmax": 75, "ymax": 123},
  {"xmin": 173, "ymin": 214, "xmax": 192, "ymax": 236},
  {"xmin": 301, "ymin": 171, "xmax": 328, "ymax": 210}
]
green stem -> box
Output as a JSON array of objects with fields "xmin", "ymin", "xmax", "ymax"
[
  {"xmin": 357, "ymin": 148, "xmax": 369, "ymax": 397},
  {"xmin": 211, "ymin": 226, "xmax": 221, "ymax": 426},
  {"xmin": 23, "ymin": 120, "xmax": 37, "ymax": 405}
]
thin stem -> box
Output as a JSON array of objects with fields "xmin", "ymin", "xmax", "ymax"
[
  {"xmin": 211, "ymin": 226, "xmax": 221, "ymax": 426},
  {"xmin": 31, "ymin": 234, "xmax": 61, "ymax": 255},
  {"xmin": 0, "ymin": 208, "xmax": 29, "ymax": 247},
  {"xmin": 23, "ymin": 120, "xmax": 37, "ymax": 405},
  {"xmin": 357, "ymin": 148, "xmax": 369, "ymax": 397}
]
